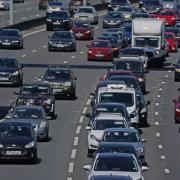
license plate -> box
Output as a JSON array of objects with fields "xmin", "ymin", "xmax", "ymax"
[
  {"xmin": 2, "ymin": 42, "xmax": 11, "ymax": 45},
  {"xmin": 53, "ymin": 22, "xmax": 60, "ymax": 25},
  {"xmin": 53, "ymin": 89, "xmax": 62, "ymax": 93},
  {"xmin": 57, "ymin": 44, "xmax": 65, "ymax": 47},
  {"xmin": 6, "ymin": 151, "xmax": 21, "ymax": 155},
  {"xmin": 96, "ymin": 54, "xmax": 104, "ymax": 57},
  {"xmin": 0, "ymin": 77, "xmax": 8, "ymax": 80},
  {"xmin": 76, "ymin": 33, "xmax": 83, "ymax": 37}
]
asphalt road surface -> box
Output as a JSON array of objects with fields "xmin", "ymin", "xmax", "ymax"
[{"xmin": 0, "ymin": 10, "xmax": 179, "ymax": 180}]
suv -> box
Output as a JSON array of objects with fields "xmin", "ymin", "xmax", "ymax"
[
  {"xmin": 40, "ymin": 66, "xmax": 76, "ymax": 99},
  {"xmin": 14, "ymin": 82, "xmax": 55, "ymax": 119}
]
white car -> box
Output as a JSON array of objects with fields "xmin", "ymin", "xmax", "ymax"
[
  {"xmin": 0, "ymin": 0, "xmax": 9, "ymax": 10},
  {"xmin": 86, "ymin": 112, "xmax": 129, "ymax": 154},
  {"xmin": 74, "ymin": 6, "xmax": 98, "ymax": 24},
  {"xmin": 83, "ymin": 153, "xmax": 148, "ymax": 180}
]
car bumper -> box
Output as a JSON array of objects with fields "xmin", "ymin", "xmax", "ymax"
[
  {"xmin": 49, "ymin": 43, "xmax": 75, "ymax": 51},
  {"xmin": 46, "ymin": 22, "xmax": 70, "ymax": 30},
  {"xmin": 0, "ymin": 42, "xmax": 21, "ymax": 49},
  {"xmin": 52, "ymin": 87, "xmax": 74, "ymax": 96},
  {"xmin": 88, "ymin": 53, "xmax": 113, "ymax": 61}
]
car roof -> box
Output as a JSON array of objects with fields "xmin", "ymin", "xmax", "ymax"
[
  {"xmin": 109, "ymin": 75, "xmax": 137, "ymax": 80},
  {"xmin": 104, "ymin": 127, "xmax": 138, "ymax": 133},
  {"xmin": 122, "ymin": 47, "xmax": 144, "ymax": 51}
]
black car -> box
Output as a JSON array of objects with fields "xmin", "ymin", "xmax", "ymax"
[
  {"xmin": 166, "ymin": 27, "xmax": 180, "ymax": 47},
  {"xmin": 41, "ymin": 65, "xmax": 77, "ymax": 99},
  {"xmin": 15, "ymin": 82, "xmax": 55, "ymax": 119},
  {"xmin": 174, "ymin": 57, "xmax": 180, "ymax": 81},
  {"xmin": 46, "ymin": 11, "xmax": 72, "ymax": 31},
  {"xmin": 113, "ymin": 59, "xmax": 146, "ymax": 93},
  {"xmin": 0, "ymin": 120, "xmax": 37, "ymax": 163},
  {"xmin": 103, "ymin": 11, "xmax": 124, "ymax": 28},
  {"xmin": 48, "ymin": 31, "xmax": 76, "ymax": 51},
  {"xmin": 107, "ymin": 0, "xmax": 130, "ymax": 11},
  {"xmin": 0, "ymin": 29, "xmax": 23, "ymax": 49},
  {"xmin": 0, "ymin": 58, "xmax": 23, "ymax": 86}
]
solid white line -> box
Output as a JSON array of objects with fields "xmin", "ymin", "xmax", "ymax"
[
  {"xmin": 76, "ymin": 125, "xmax": 81, "ymax": 134},
  {"xmin": 161, "ymin": 155, "xmax": 166, "ymax": 159},
  {"xmin": 23, "ymin": 28, "xmax": 46, "ymax": 37},
  {"xmin": 71, "ymin": 149, "xmax": 77, "ymax": 159},
  {"xmin": 168, "ymin": 70, "xmax": 171, "ymax": 72},
  {"xmin": 156, "ymin": 132, "xmax": 160, "ymax": 137},
  {"xmin": 79, "ymin": 116, "xmax": 84, "ymax": 123},
  {"xmin": 35, "ymin": 14, "xmax": 40, "ymax": 17},
  {"xmin": 82, "ymin": 107, "xmax": 88, "ymax": 114},
  {"xmin": 22, "ymin": 17, "xmax": 27, "ymax": 20},
  {"xmin": 42, "ymin": 45, "xmax": 47, "ymax": 48},
  {"xmin": 159, "ymin": 88, "xmax": 163, "ymax": 91},
  {"xmin": 86, "ymin": 99, "xmax": 91, "ymax": 106},
  {"xmin": 68, "ymin": 162, "xmax": 74, "ymax": 173},
  {"xmin": 164, "ymin": 169, "xmax": 170, "ymax": 174},
  {"xmin": 67, "ymin": 177, "xmax": 72, "ymax": 180},
  {"xmin": 158, "ymin": 144, "xmax": 163, "ymax": 149},
  {"xmin": 162, "ymin": 81, "xmax": 165, "ymax": 84},
  {"xmin": 164, "ymin": 75, "xmax": 168, "ymax": 78},
  {"xmin": 73, "ymin": 137, "xmax": 79, "ymax": 146},
  {"xmin": 155, "ymin": 112, "xmax": 159, "ymax": 116}
]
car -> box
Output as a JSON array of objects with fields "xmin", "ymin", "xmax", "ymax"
[
  {"xmin": 174, "ymin": 57, "xmax": 180, "ymax": 81},
  {"xmin": 6, "ymin": 105, "xmax": 49, "ymax": 141},
  {"xmin": 102, "ymin": 11, "xmax": 125, "ymax": 28},
  {"xmin": 166, "ymin": 27, "xmax": 180, "ymax": 47},
  {"xmin": 157, "ymin": 9, "xmax": 177, "ymax": 26},
  {"xmin": 74, "ymin": 6, "xmax": 98, "ymax": 24},
  {"xmin": 46, "ymin": 11, "xmax": 72, "ymax": 31},
  {"xmin": 120, "ymin": 48, "xmax": 149, "ymax": 69},
  {"xmin": 14, "ymin": 82, "xmax": 55, "ymax": 119},
  {"xmin": 46, "ymin": 1, "xmax": 66, "ymax": 14},
  {"xmin": 0, "ymin": 120, "xmax": 37, "ymax": 163},
  {"xmin": 48, "ymin": 31, "xmax": 76, "ymax": 52},
  {"xmin": 0, "ymin": 57, "xmax": 23, "ymax": 86},
  {"xmin": 40, "ymin": 65, "xmax": 76, "ymax": 99},
  {"xmin": 0, "ymin": 29, "xmax": 23, "ymax": 49},
  {"xmin": 0, "ymin": 0, "xmax": 9, "ymax": 10},
  {"xmin": 87, "ymin": 40, "xmax": 113, "ymax": 61},
  {"xmin": 98, "ymin": 36, "xmax": 121, "ymax": 57},
  {"xmin": 107, "ymin": 0, "xmax": 130, "ymax": 11},
  {"xmin": 83, "ymin": 153, "xmax": 148, "ymax": 180},
  {"xmin": 101, "ymin": 128, "xmax": 146, "ymax": 162},
  {"xmin": 119, "ymin": 23, "xmax": 132, "ymax": 44},
  {"xmin": 172, "ymin": 96, "xmax": 180, "ymax": 123},
  {"xmin": 86, "ymin": 113, "xmax": 129, "ymax": 154},
  {"xmin": 89, "ymin": 175, "xmax": 133, "ymax": 180},
  {"xmin": 165, "ymin": 32, "xmax": 177, "ymax": 52},
  {"xmin": 71, "ymin": 20, "xmax": 94, "ymax": 40},
  {"xmin": 117, "ymin": 5, "xmax": 136, "ymax": 21},
  {"xmin": 113, "ymin": 59, "xmax": 146, "ymax": 93}
]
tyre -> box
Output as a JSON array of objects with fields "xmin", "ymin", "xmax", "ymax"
[
  {"xmin": 46, "ymin": 25, "xmax": 51, "ymax": 31},
  {"xmin": 70, "ymin": 91, "xmax": 76, "ymax": 99},
  {"xmin": 50, "ymin": 107, "xmax": 55, "ymax": 120},
  {"xmin": 30, "ymin": 153, "xmax": 38, "ymax": 164},
  {"xmin": 43, "ymin": 130, "xmax": 49, "ymax": 142}
]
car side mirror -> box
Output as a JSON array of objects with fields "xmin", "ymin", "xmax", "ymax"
[
  {"xmin": 38, "ymin": 76, "xmax": 43, "ymax": 81},
  {"xmin": 83, "ymin": 165, "xmax": 91, "ymax": 171},
  {"xmin": 90, "ymin": 92, "xmax": 95, "ymax": 97},
  {"xmin": 85, "ymin": 126, "xmax": 91, "ymax": 131},
  {"xmin": 142, "ymin": 138, "xmax": 147, "ymax": 143},
  {"xmin": 137, "ymin": 102, "xmax": 143, "ymax": 108},
  {"xmin": 161, "ymin": 45, "xmax": 165, "ymax": 50},
  {"xmin": 141, "ymin": 166, "xmax": 148, "ymax": 172},
  {"xmin": 5, "ymin": 115, "xmax": 11, "ymax": 119}
]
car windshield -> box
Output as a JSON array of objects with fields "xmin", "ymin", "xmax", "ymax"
[
  {"xmin": 0, "ymin": 124, "xmax": 32, "ymax": 138},
  {"xmin": 94, "ymin": 156, "xmax": 138, "ymax": 172},
  {"xmin": 160, "ymin": 11, "xmax": 174, "ymax": 15},
  {"xmin": 106, "ymin": 12, "xmax": 121, "ymax": 18},
  {"xmin": 0, "ymin": 58, "xmax": 17, "ymax": 68},
  {"xmin": 0, "ymin": 30, "xmax": 19, "ymax": 37},
  {"xmin": 48, "ymin": 11, "xmax": 68, "ymax": 18},
  {"xmin": 109, "ymin": 76, "xmax": 138, "ymax": 89},
  {"xmin": 111, "ymin": 0, "xmax": 127, "ymax": 3},
  {"xmin": 165, "ymin": 33, "xmax": 174, "ymax": 39},
  {"xmin": 135, "ymin": 37, "xmax": 159, "ymax": 48},
  {"xmin": 122, "ymin": 49, "xmax": 144, "ymax": 56},
  {"xmin": 74, "ymin": 22, "xmax": 89, "ymax": 28},
  {"xmin": 91, "ymin": 41, "xmax": 109, "ymax": 48},
  {"xmin": 78, "ymin": 7, "xmax": 93, "ymax": 13},
  {"xmin": 45, "ymin": 70, "xmax": 71, "ymax": 80},
  {"xmin": 93, "ymin": 120, "xmax": 125, "ymax": 130},
  {"xmin": 52, "ymin": 32, "xmax": 72, "ymax": 39},
  {"xmin": 103, "ymin": 131, "xmax": 140, "ymax": 142},
  {"xmin": 13, "ymin": 108, "xmax": 44, "ymax": 119},
  {"xmin": 144, "ymin": 0, "xmax": 160, "ymax": 5},
  {"xmin": 99, "ymin": 37, "xmax": 117, "ymax": 47},
  {"xmin": 115, "ymin": 61, "xmax": 143, "ymax": 73},
  {"xmin": 95, "ymin": 107, "xmax": 125, "ymax": 116},
  {"xmin": 99, "ymin": 92, "xmax": 134, "ymax": 107},
  {"xmin": 21, "ymin": 85, "xmax": 49, "ymax": 95},
  {"xmin": 118, "ymin": 7, "xmax": 132, "ymax": 12}
]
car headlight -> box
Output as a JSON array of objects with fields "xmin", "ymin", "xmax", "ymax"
[
  {"xmin": 138, "ymin": 78, "xmax": 144, "ymax": 82},
  {"xmin": 175, "ymin": 69, "xmax": 180, "ymax": 72},
  {"xmin": 44, "ymin": 98, "xmax": 51, "ymax": 104},
  {"xmin": 12, "ymin": 40, "xmax": 19, "ymax": 43},
  {"xmin": 64, "ymin": 82, "xmax": 71, "ymax": 87},
  {"xmin": 46, "ymin": 18, "xmax": 52, "ymax": 22},
  {"xmin": 0, "ymin": 144, "xmax": 4, "ymax": 148},
  {"xmin": 40, "ymin": 121, "xmax": 47, "ymax": 128},
  {"xmin": 136, "ymin": 147, "xmax": 144, "ymax": 153},
  {"xmin": 11, "ymin": 70, "xmax": 19, "ymax": 76},
  {"xmin": 25, "ymin": 141, "xmax": 35, "ymax": 148},
  {"xmin": 155, "ymin": 50, "xmax": 160, "ymax": 55},
  {"xmin": 85, "ymin": 30, "xmax": 90, "ymax": 34},
  {"xmin": 68, "ymin": 42, "xmax": 73, "ymax": 45},
  {"xmin": 18, "ymin": 98, "xmax": 24, "ymax": 103},
  {"xmin": 90, "ymin": 134, "xmax": 96, "ymax": 140},
  {"xmin": 49, "ymin": 41, "xmax": 53, "ymax": 44},
  {"xmin": 171, "ymin": 17, "xmax": 176, "ymax": 20},
  {"xmin": 116, "ymin": 20, "xmax": 121, "ymax": 23},
  {"xmin": 176, "ymin": 109, "xmax": 180, "ymax": 112}
]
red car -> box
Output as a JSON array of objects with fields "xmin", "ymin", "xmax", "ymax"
[
  {"xmin": 165, "ymin": 32, "xmax": 177, "ymax": 52},
  {"xmin": 87, "ymin": 40, "xmax": 113, "ymax": 61},
  {"xmin": 100, "ymin": 70, "xmax": 134, "ymax": 81},
  {"xmin": 172, "ymin": 98, "xmax": 180, "ymax": 123},
  {"xmin": 71, "ymin": 21, "xmax": 94, "ymax": 40},
  {"xmin": 157, "ymin": 9, "xmax": 177, "ymax": 26}
]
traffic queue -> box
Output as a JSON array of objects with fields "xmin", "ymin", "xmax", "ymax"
[{"xmin": 0, "ymin": 0, "xmax": 179, "ymax": 179}]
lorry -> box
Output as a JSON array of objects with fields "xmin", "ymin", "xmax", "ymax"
[{"xmin": 132, "ymin": 18, "xmax": 166, "ymax": 66}]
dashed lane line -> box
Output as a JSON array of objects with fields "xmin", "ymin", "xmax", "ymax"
[
  {"xmin": 79, "ymin": 116, "xmax": 84, "ymax": 124},
  {"xmin": 68, "ymin": 162, "xmax": 74, "ymax": 173},
  {"xmin": 73, "ymin": 137, "xmax": 79, "ymax": 146},
  {"xmin": 71, "ymin": 149, "xmax": 77, "ymax": 159},
  {"xmin": 164, "ymin": 169, "xmax": 170, "ymax": 174},
  {"xmin": 160, "ymin": 155, "xmax": 166, "ymax": 160},
  {"xmin": 75, "ymin": 125, "xmax": 81, "ymax": 134},
  {"xmin": 82, "ymin": 107, "xmax": 88, "ymax": 114},
  {"xmin": 158, "ymin": 144, "xmax": 163, "ymax": 150}
]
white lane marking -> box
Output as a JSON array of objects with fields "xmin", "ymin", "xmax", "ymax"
[
  {"xmin": 64, "ymin": 61, "xmax": 68, "ymax": 64},
  {"xmin": 168, "ymin": 70, "xmax": 171, "ymax": 73},
  {"xmin": 27, "ymin": 7, "xmax": 32, "ymax": 11},
  {"xmin": 21, "ymin": 54, "xmax": 26, "ymax": 58},
  {"xmin": 42, "ymin": 45, "xmax": 47, "ymax": 48},
  {"xmin": 161, "ymin": 155, "xmax": 166, "ymax": 159},
  {"xmin": 164, "ymin": 169, "xmax": 170, "ymax": 174},
  {"xmin": 71, "ymin": 56, "xmax": 76, "ymax": 59},
  {"xmin": 157, "ymin": 95, "xmax": 161, "ymax": 98},
  {"xmin": 86, "ymin": 99, "xmax": 91, "ymax": 106},
  {"xmin": 73, "ymin": 137, "xmax": 79, "ymax": 146},
  {"xmin": 82, "ymin": 107, "xmax": 88, "ymax": 114},
  {"xmin": 156, "ymin": 103, "xmax": 159, "ymax": 106},
  {"xmin": 32, "ymin": 49, "xmax": 37, "ymax": 53},
  {"xmin": 14, "ymin": 10, "xmax": 18, "ymax": 13},
  {"xmin": 79, "ymin": 116, "xmax": 84, "ymax": 123},
  {"xmin": 22, "ymin": 17, "xmax": 27, "ymax": 20},
  {"xmin": 67, "ymin": 177, "xmax": 72, "ymax": 180},
  {"xmin": 156, "ymin": 132, "xmax": 160, "ymax": 137},
  {"xmin": 158, "ymin": 144, "xmax": 163, "ymax": 149},
  {"xmin": 155, "ymin": 122, "xmax": 159, "ymax": 126},
  {"xmin": 95, "ymin": 26, "xmax": 100, "ymax": 29},
  {"xmin": 162, "ymin": 81, "xmax": 165, "ymax": 84},
  {"xmin": 98, "ymin": 12, "xmax": 106, "ymax": 16},
  {"xmin": 35, "ymin": 14, "xmax": 40, "ymax": 17},
  {"xmin": 80, "ymin": 51, "xmax": 84, "ymax": 54},
  {"xmin": 68, "ymin": 162, "xmax": 74, "ymax": 173},
  {"xmin": 155, "ymin": 111, "xmax": 159, "ymax": 116},
  {"xmin": 23, "ymin": 28, "xmax": 46, "ymax": 37},
  {"xmin": 159, "ymin": 88, "xmax": 163, "ymax": 91},
  {"xmin": 76, "ymin": 125, "xmax": 81, "ymax": 134},
  {"xmin": 164, "ymin": 75, "xmax": 168, "ymax": 78},
  {"xmin": 71, "ymin": 149, "xmax": 77, "ymax": 159}
]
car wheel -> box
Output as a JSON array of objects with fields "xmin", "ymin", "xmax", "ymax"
[
  {"xmin": 70, "ymin": 90, "xmax": 76, "ymax": 100},
  {"xmin": 46, "ymin": 26, "xmax": 51, "ymax": 31},
  {"xmin": 30, "ymin": 153, "xmax": 38, "ymax": 164},
  {"xmin": 50, "ymin": 107, "xmax": 55, "ymax": 120}
]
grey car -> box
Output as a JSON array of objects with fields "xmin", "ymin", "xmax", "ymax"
[
  {"xmin": 6, "ymin": 105, "xmax": 49, "ymax": 142},
  {"xmin": 118, "ymin": 6, "xmax": 136, "ymax": 21}
]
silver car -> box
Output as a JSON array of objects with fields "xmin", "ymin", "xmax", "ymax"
[
  {"xmin": 74, "ymin": 6, "xmax": 98, "ymax": 24},
  {"xmin": 6, "ymin": 105, "xmax": 49, "ymax": 142}
]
